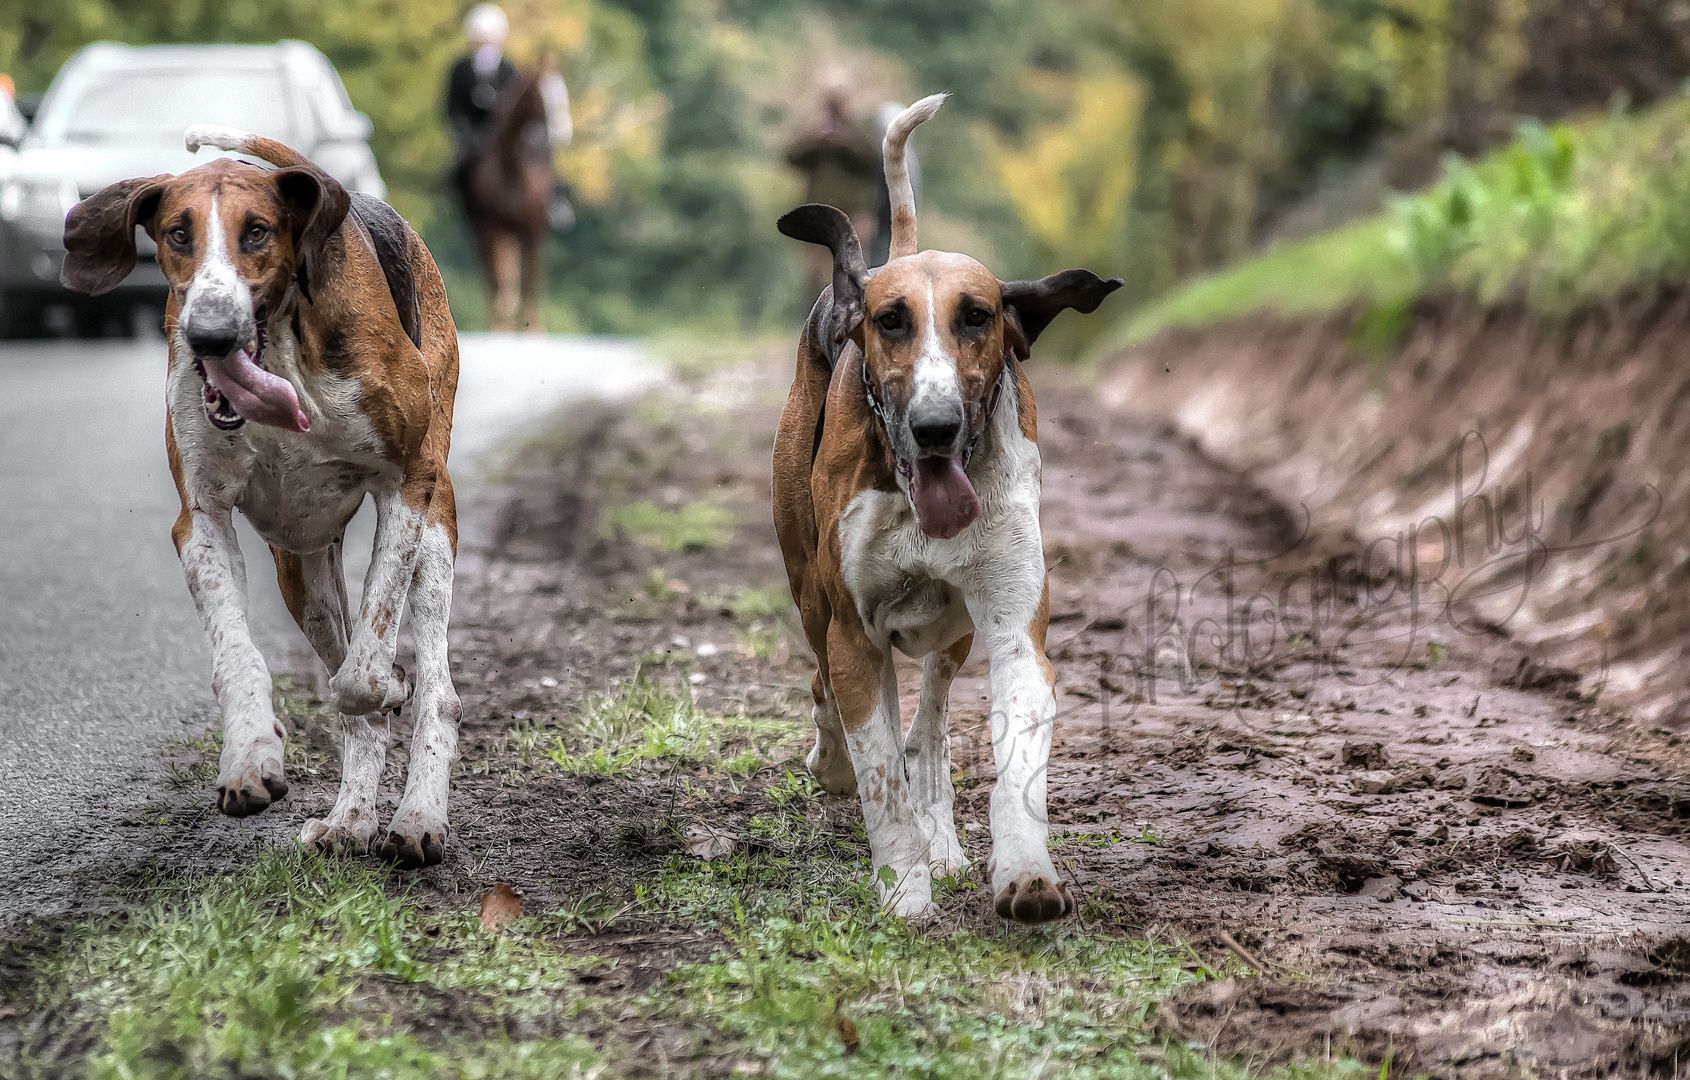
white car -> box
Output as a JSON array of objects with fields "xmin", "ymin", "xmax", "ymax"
[{"xmin": 0, "ymin": 41, "xmax": 385, "ymax": 337}]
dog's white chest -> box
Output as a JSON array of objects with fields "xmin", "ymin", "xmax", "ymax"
[
  {"xmin": 839, "ymin": 415, "xmax": 1044, "ymax": 657},
  {"xmin": 169, "ymin": 326, "xmax": 396, "ymax": 554}
]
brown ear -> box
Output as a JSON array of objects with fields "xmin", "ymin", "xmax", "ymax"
[
  {"xmin": 273, "ymin": 165, "xmax": 351, "ymax": 301},
  {"xmin": 1000, "ymin": 269, "xmax": 1124, "ymax": 359},
  {"xmin": 778, "ymin": 203, "xmax": 867, "ymax": 358},
  {"xmin": 61, "ymin": 176, "xmax": 172, "ymax": 296}
]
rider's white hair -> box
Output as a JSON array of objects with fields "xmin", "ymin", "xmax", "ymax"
[{"xmin": 464, "ymin": 4, "xmax": 509, "ymax": 46}]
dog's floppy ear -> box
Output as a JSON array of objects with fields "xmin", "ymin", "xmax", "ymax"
[
  {"xmin": 778, "ymin": 203, "xmax": 867, "ymax": 352},
  {"xmin": 273, "ymin": 165, "xmax": 351, "ymax": 301},
  {"xmin": 1000, "ymin": 269, "xmax": 1124, "ymax": 360},
  {"xmin": 61, "ymin": 176, "xmax": 172, "ymax": 296}
]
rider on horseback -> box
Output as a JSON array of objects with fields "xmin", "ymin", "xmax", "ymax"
[{"xmin": 445, "ymin": 4, "xmax": 573, "ymax": 232}]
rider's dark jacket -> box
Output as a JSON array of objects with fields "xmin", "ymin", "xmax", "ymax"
[{"xmin": 446, "ymin": 54, "xmax": 518, "ymax": 162}]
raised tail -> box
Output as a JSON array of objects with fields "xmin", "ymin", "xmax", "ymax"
[
  {"xmin": 184, "ymin": 124, "xmax": 312, "ymax": 169},
  {"xmin": 882, "ymin": 93, "xmax": 946, "ymax": 261}
]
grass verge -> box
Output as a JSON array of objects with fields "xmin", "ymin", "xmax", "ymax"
[{"xmin": 1110, "ymin": 91, "xmax": 1690, "ymax": 351}]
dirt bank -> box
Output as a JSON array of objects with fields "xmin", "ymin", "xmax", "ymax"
[{"xmin": 1104, "ymin": 296, "xmax": 1690, "ymax": 732}]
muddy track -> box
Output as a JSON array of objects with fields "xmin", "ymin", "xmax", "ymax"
[
  {"xmin": 445, "ymin": 362, "xmax": 1690, "ymax": 1075},
  {"xmin": 16, "ymin": 359, "xmax": 1690, "ymax": 1076}
]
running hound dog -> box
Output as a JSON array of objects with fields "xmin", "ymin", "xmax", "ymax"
[
  {"xmin": 62, "ymin": 126, "xmax": 461, "ymax": 868},
  {"xmin": 773, "ymin": 96, "xmax": 1123, "ymax": 920}
]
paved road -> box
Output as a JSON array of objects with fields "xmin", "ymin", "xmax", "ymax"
[{"xmin": 0, "ymin": 334, "xmax": 655, "ymax": 917}]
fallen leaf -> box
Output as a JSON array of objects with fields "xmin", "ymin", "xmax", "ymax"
[
  {"xmin": 685, "ymin": 825, "xmax": 738, "ymax": 860},
  {"xmin": 480, "ymin": 882, "xmax": 523, "ymax": 930},
  {"xmin": 835, "ymin": 1013, "xmax": 859, "ymax": 1055}
]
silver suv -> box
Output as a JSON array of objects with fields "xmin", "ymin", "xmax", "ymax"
[{"xmin": 0, "ymin": 41, "xmax": 385, "ymax": 337}]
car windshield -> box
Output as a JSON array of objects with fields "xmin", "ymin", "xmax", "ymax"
[{"xmin": 41, "ymin": 67, "xmax": 293, "ymax": 147}]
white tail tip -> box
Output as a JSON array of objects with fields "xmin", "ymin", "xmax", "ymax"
[
  {"xmin": 885, "ymin": 93, "xmax": 948, "ymax": 157},
  {"xmin": 184, "ymin": 124, "xmax": 251, "ymax": 154}
]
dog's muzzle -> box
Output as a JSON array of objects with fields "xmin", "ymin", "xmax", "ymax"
[{"xmin": 184, "ymin": 308, "xmax": 309, "ymax": 434}]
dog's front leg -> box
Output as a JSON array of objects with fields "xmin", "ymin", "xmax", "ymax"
[
  {"xmin": 178, "ymin": 507, "xmax": 288, "ymax": 816},
  {"xmin": 829, "ymin": 622, "xmax": 935, "ymax": 918},
  {"xmin": 329, "ymin": 486, "xmax": 425, "ymax": 717},
  {"xmin": 976, "ymin": 580, "xmax": 1073, "ymax": 924}
]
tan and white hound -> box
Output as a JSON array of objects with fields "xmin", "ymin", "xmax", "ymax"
[
  {"xmin": 773, "ymin": 96, "xmax": 1122, "ymax": 921},
  {"xmin": 62, "ymin": 126, "xmax": 461, "ymax": 868}
]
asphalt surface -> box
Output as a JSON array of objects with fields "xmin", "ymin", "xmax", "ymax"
[{"xmin": 0, "ymin": 333, "xmax": 655, "ymax": 918}]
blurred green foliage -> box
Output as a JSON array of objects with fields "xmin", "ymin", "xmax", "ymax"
[
  {"xmin": 1116, "ymin": 91, "xmax": 1690, "ymax": 349},
  {"xmin": 3, "ymin": 0, "xmax": 1535, "ymax": 339}
]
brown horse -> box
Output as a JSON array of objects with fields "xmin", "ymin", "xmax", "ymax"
[{"xmin": 465, "ymin": 67, "xmax": 553, "ymax": 333}]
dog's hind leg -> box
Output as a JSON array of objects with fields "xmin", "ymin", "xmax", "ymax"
[
  {"xmin": 276, "ymin": 542, "xmax": 392, "ymax": 854},
  {"xmin": 905, "ymin": 634, "xmax": 972, "ymax": 880},
  {"xmin": 805, "ymin": 673, "xmax": 856, "ymax": 797},
  {"xmin": 176, "ymin": 506, "xmax": 289, "ymax": 817},
  {"xmin": 830, "ymin": 622, "xmax": 935, "ymax": 919},
  {"xmin": 378, "ymin": 486, "xmax": 462, "ymax": 870}
]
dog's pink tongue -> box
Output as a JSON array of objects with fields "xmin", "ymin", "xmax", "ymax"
[
  {"xmin": 909, "ymin": 456, "xmax": 979, "ymax": 539},
  {"xmin": 201, "ymin": 349, "xmax": 309, "ymax": 432}
]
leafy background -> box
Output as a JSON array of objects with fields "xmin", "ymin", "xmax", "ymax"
[{"xmin": 6, "ymin": 0, "xmax": 1687, "ymax": 344}]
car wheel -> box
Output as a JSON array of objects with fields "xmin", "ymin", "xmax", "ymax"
[{"xmin": 0, "ymin": 292, "xmax": 43, "ymax": 339}]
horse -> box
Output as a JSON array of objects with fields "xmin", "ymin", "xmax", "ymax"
[{"xmin": 463, "ymin": 67, "xmax": 553, "ymax": 333}]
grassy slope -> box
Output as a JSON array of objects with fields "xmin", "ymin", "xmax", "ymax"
[{"xmin": 1107, "ymin": 92, "xmax": 1690, "ymax": 352}]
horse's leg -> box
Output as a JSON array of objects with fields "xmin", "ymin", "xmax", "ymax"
[
  {"xmin": 473, "ymin": 224, "xmax": 502, "ymax": 331},
  {"xmin": 492, "ymin": 233, "xmax": 520, "ymax": 334},
  {"xmin": 520, "ymin": 226, "xmax": 544, "ymax": 335}
]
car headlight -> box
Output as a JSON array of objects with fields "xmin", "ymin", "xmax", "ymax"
[{"xmin": 0, "ymin": 178, "xmax": 80, "ymax": 226}]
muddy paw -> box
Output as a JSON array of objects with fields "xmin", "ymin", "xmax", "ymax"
[
  {"xmin": 376, "ymin": 827, "xmax": 445, "ymax": 869},
  {"xmin": 301, "ymin": 814, "xmax": 378, "ymax": 855},
  {"xmin": 215, "ymin": 739, "xmax": 287, "ymax": 817},
  {"xmin": 993, "ymin": 873, "xmax": 1074, "ymax": 924}
]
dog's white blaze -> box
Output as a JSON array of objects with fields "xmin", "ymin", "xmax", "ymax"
[
  {"xmin": 180, "ymin": 195, "xmax": 253, "ymax": 330},
  {"xmin": 836, "ymin": 377, "xmax": 1062, "ymax": 907},
  {"xmin": 909, "ymin": 281, "xmax": 961, "ymax": 413}
]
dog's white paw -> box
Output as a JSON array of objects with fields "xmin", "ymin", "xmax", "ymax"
[
  {"xmin": 989, "ymin": 852, "xmax": 1073, "ymax": 924},
  {"xmin": 215, "ymin": 731, "xmax": 288, "ymax": 817},
  {"xmin": 377, "ymin": 798, "xmax": 448, "ymax": 869},
  {"xmin": 875, "ymin": 861, "xmax": 936, "ymax": 919},
  {"xmin": 301, "ymin": 808, "xmax": 379, "ymax": 855},
  {"xmin": 921, "ymin": 811, "xmax": 970, "ymax": 880}
]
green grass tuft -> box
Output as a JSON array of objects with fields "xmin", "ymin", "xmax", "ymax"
[{"xmin": 605, "ymin": 499, "xmax": 742, "ymax": 553}]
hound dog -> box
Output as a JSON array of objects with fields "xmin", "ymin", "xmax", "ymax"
[
  {"xmin": 773, "ymin": 96, "xmax": 1122, "ymax": 921},
  {"xmin": 62, "ymin": 127, "xmax": 462, "ymax": 868}
]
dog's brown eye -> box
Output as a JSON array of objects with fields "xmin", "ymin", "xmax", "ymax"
[
  {"xmin": 877, "ymin": 312, "xmax": 901, "ymax": 332},
  {"xmin": 246, "ymin": 225, "xmax": 269, "ymax": 245},
  {"xmin": 964, "ymin": 307, "xmax": 990, "ymax": 327},
  {"xmin": 168, "ymin": 227, "xmax": 188, "ymax": 245}
]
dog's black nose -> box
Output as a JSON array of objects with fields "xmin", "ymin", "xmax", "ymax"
[
  {"xmin": 910, "ymin": 402, "xmax": 964, "ymax": 450},
  {"xmin": 185, "ymin": 320, "xmax": 241, "ymax": 359}
]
